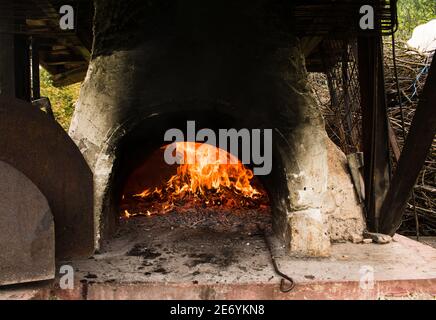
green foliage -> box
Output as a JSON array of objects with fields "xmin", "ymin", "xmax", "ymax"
[
  {"xmin": 396, "ymin": 0, "xmax": 436, "ymax": 40},
  {"xmin": 40, "ymin": 68, "xmax": 81, "ymax": 130}
]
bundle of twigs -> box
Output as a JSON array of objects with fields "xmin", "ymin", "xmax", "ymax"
[
  {"xmin": 384, "ymin": 39, "xmax": 435, "ymax": 236},
  {"xmin": 308, "ymin": 40, "xmax": 435, "ymax": 237}
]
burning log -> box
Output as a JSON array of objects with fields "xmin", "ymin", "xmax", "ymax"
[{"xmin": 120, "ymin": 142, "xmax": 269, "ymax": 218}]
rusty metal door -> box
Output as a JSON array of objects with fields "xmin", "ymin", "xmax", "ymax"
[{"xmin": 0, "ymin": 97, "xmax": 94, "ymax": 263}]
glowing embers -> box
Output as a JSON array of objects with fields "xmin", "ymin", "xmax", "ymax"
[{"xmin": 120, "ymin": 142, "xmax": 269, "ymax": 218}]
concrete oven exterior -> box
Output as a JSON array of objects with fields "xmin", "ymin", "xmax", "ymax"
[{"xmin": 69, "ymin": 0, "xmax": 365, "ymax": 256}]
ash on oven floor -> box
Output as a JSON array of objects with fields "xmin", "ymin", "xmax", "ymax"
[{"xmin": 72, "ymin": 212, "xmax": 276, "ymax": 284}]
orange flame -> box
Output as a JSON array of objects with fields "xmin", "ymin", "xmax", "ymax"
[{"xmin": 128, "ymin": 142, "xmax": 264, "ymax": 216}]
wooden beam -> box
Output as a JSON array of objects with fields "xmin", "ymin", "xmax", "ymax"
[
  {"xmin": 51, "ymin": 65, "xmax": 88, "ymax": 87},
  {"xmin": 300, "ymin": 36, "xmax": 323, "ymax": 57},
  {"xmin": 0, "ymin": 5, "xmax": 15, "ymax": 97},
  {"xmin": 31, "ymin": 37, "xmax": 40, "ymax": 100},
  {"xmin": 387, "ymin": 118, "xmax": 401, "ymax": 161},
  {"xmin": 379, "ymin": 56, "xmax": 436, "ymax": 235},
  {"xmin": 35, "ymin": 0, "xmax": 91, "ymax": 61},
  {"xmin": 0, "ymin": 33, "xmax": 15, "ymax": 97},
  {"xmin": 357, "ymin": 35, "xmax": 391, "ymax": 232},
  {"xmin": 43, "ymin": 56, "xmax": 86, "ymax": 65},
  {"xmin": 14, "ymin": 34, "xmax": 31, "ymax": 101}
]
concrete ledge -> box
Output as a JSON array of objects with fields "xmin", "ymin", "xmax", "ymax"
[
  {"xmin": 2, "ymin": 277, "xmax": 435, "ymax": 300},
  {"xmin": 1, "ymin": 235, "xmax": 435, "ymax": 300}
]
